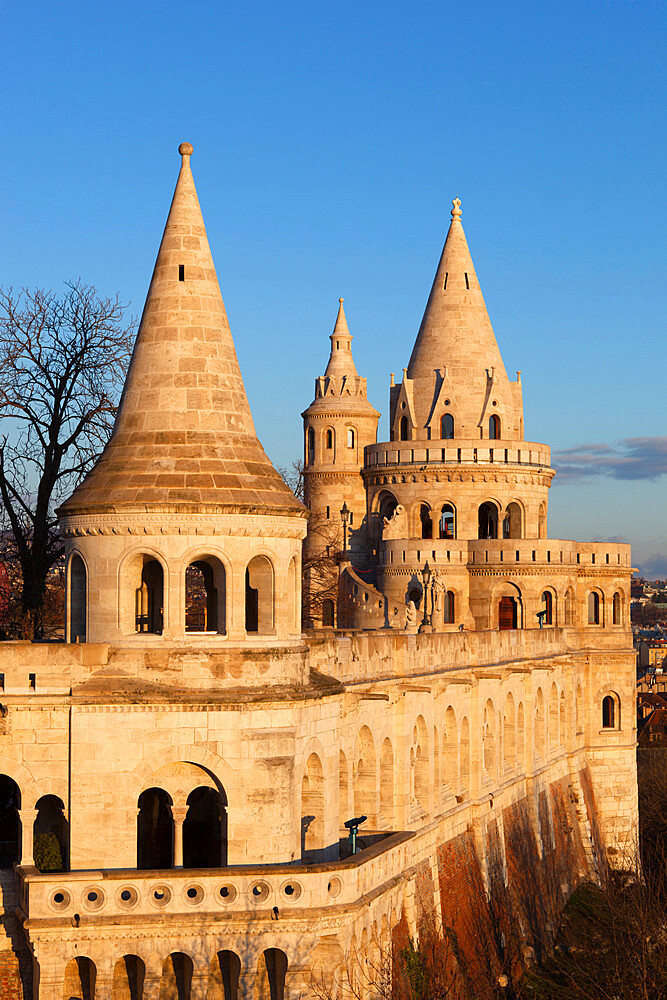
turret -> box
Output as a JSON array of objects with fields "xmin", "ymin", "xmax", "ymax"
[
  {"xmin": 301, "ymin": 300, "xmax": 379, "ymax": 625},
  {"xmin": 58, "ymin": 143, "xmax": 308, "ymax": 648}
]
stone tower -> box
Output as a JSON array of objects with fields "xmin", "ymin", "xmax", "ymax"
[
  {"xmin": 58, "ymin": 142, "xmax": 308, "ymax": 647},
  {"xmin": 301, "ymin": 299, "xmax": 379, "ymax": 624}
]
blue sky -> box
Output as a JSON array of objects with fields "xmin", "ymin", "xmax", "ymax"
[{"xmin": 2, "ymin": 0, "xmax": 665, "ymax": 573}]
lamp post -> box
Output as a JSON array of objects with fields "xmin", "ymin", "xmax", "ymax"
[
  {"xmin": 340, "ymin": 502, "xmax": 350, "ymax": 556},
  {"xmin": 420, "ymin": 561, "xmax": 432, "ymax": 631}
]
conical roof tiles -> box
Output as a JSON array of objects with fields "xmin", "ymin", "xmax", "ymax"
[{"xmin": 60, "ymin": 143, "xmax": 303, "ymax": 516}]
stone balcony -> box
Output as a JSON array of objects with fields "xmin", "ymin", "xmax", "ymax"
[{"xmin": 15, "ymin": 831, "xmax": 413, "ymax": 924}]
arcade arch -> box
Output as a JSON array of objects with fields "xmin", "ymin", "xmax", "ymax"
[{"xmin": 184, "ymin": 556, "xmax": 226, "ymax": 633}]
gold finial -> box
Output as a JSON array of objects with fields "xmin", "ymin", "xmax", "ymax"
[
  {"xmin": 451, "ymin": 196, "xmax": 462, "ymax": 221},
  {"xmin": 179, "ymin": 142, "xmax": 194, "ymax": 158},
  {"xmin": 339, "ymin": 297, "xmax": 344, "ymax": 303}
]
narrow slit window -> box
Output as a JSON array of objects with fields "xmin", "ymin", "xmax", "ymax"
[
  {"xmin": 179, "ymin": 264, "xmax": 185, "ymax": 281},
  {"xmin": 464, "ymin": 272, "xmax": 469, "ymax": 289},
  {"xmin": 29, "ymin": 673, "xmax": 36, "ymax": 690},
  {"xmin": 443, "ymin": 273, "xmax": 448, "ymax": 290}
]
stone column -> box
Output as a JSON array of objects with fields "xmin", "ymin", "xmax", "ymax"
[
  {"xmin": 19, "ymin": 807, "xmax": 38, "ymax": 867},
  {"xmin": 172, "ymin": 805, "xmax": 188, "ymax": 867}
]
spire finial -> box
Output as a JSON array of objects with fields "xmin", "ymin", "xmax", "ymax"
[
  {"xmin": 451, "ymin": 196, "xmax": 462, "ymax": 221},
  {"xmin": 339, "ymin": 297, "xmax": 344, "ymax": 304},
  {"xmin": 179, "ymin": 141, "xmax": 194, "ymax": 159}
]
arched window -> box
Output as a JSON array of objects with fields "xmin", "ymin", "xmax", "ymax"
[
  {"xmin": 183, "ymin": 786, "xmax": 226, "ymax": 867},
  {"xmin": 542, "ymin": 591, "xmax": 553, "ymax": 626},
  {"xmin": 378, "ymin": 491, "xmax": 398, "ymax": 524},
  {"xmin": 325, "ymin": 428, "xmax": 334, "ymax": 450},
  {"xmin": 588, "ymin": 591, "xmax": 600, "ymax": 625},
  {"xmin": 483, "ymin": 699, "xmax": 496, "ymax": 777},
  {"xmin": 439, "ymin": 503, "xmax": 456, "ymax": 539},
  {"xmin": 489, "ymin": 414, "xmax": 501, "ymax": 439},
  {"xmin": 408, "ymin": 586, "xmax": 422, "ymax": 610},
  {"xmin": 420, "ymin": 504, "xmax": 432, "ymax": 539},
  {"xmin": 502, "ymin": 502, "xmax": 522, "ymax": 539},
  {"xmin": 301, "ymin": 753, "xmax": 325, "ymax": 860},
  {"xmin": 185, "ymin": 557, "xmax": 226, "ymax": 633},
  {"xmin": 339, "ymin": 750, "xmax": 349, "ymax": 829},
  {"xmin": 613, "ymin": 591, "xmax": 621, "ymax": 625},
  {"xmin": 322, "ymin": 598, "xmax": 335, "ymax": 627},
  {"xmin": 69, "ymin": 553, "xmax": 87, "ymax": 643},
  {"xmin": 535, "ymin": 688, "xmax": 545, "ymax": 761},
  {"xmin": 380, "ymin": 738, "xmax": 394, "ymax": 827},
  {"xmin": 564, "ymin": 589, "xmax": 573, "ymax": 625},
  {"xmin": 137, "ymin": 788, "xmax": 173, "ymax": 869},
  {"xmin": 347, "ymin": 427, "xmax": 355, "ymax": 448},
  {"xmin": 460, "ymin": 717, "xmax": 470, "ymax": 797},
  {"xmin": 135, "ymin": 558, "xmax": 164, "ymax": 634},
  {"xmin": 538, "ymin": 502, "xmax": 547, "ymax": 539},
  {"xmin": 412, "ymin": 717, "xmax": 429, "ymax": 811},
  {"xmin": 602, "ymin": 695, "xmax": 616, "ymax": 729},
  {"xmin": 441, "ymin": 413, "xmax": 454, "ymax": 439},
  {"xmin": 399, "ymin": 415, "xmax": 409, "ymax": 441},
  {"xmin": 478, "ymin": 501, "xmax": 498, "ymax": 539},
  {"xmin": 443, "ymin": 590, "xmax": 455, "ymax": 624},
  {"xmin": 353, "ymin": 726, "xmax": 377, "ymax": 824},
  {"xmin": 503, "ymin": 693, "xmax": 516, "ymax": 773},
  {"xmin": 245, "ymin": 556, "xmax": 274, "ymax": 633},
  {"xmin": 306, "ymin": 427, "xmax": 315, "ymax": 465}
]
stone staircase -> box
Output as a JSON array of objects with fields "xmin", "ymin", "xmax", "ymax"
[{"xmin": 0, "ymin": 870, "xmax": 31, "ymax": 1000}]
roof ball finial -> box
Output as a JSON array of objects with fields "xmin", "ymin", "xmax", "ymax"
[
  {"xmin": 339, "ymin": 297, "xmax": 344, "ymax": 304},
  {"xmin": 451, "ymin": 196, "xmax": 462, "ymax": 221},
  {"xmin": 179, "ymin": 142, "xmax": 194, "ymax": 158}
]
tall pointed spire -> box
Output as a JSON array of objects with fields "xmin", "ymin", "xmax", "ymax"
[
  {"xmin": 324, "ymin": 298, "xmax": 358, "ymax": 378},
  {"xmin": 60, "ymin": 143, "xmax": 302, "ymax": 515},
  {"xmin": 404, "ymin": 197, "xmax": 522, "ymax": 437}
]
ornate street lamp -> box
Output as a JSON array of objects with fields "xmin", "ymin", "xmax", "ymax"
[
  {"xmin": 420, "ymin": 561, "xmax": 432, "ymax": 630},
  {"xmin": 340, "ymin": 502, "xmax": 350, "ymax": 555}
]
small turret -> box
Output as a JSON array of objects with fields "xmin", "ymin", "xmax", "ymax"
[{"xmin": 301, "ymin": 300, "xmax": 379, "ymax": 626}]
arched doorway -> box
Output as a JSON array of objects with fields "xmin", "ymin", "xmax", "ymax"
[
  {"xmin": 160, "ymin": 954, "xmax": 193, "ymax": 1000},
  {"xmin": 183, "ymin": 786, "xmax": 226, "ymax": 867},
  {"xmin": 0, "ymin": 775, "xmax": 20, "ymax": 868},
  {"xmin": 64, "ymin": 957, "xmax": 96, "ymax": 1000},
  {"xmin": 137, "ymin": 788, "xmax": 173, "ymax": 869},
  {"xmin": 255, "ymin": 950, "xmax": 288, "ymax": 1000},
  {"xmin": 209, "ymin": 952, "xmax": 241, "ymax": 1000}
]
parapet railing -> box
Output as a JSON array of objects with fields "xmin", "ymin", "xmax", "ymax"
[
  {"xmin": 364, "ymin": 439, "xmax": 551, "ymax": 472},
  {"xmin": 380, "ymin": 538, "xmax": 632, "ymax": 569},
  {"xmin": 306, "ymin": 627, "xmax": 573, "ymax": 685},
  {"xmin": 16, "ymin": 831, "xmax": 414, "ymax": 922}
]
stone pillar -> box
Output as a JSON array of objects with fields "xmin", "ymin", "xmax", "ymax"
[
  {"xmin": 19, "ymin": 807, "xmax": 38, "ymax": 867},
  {"xmin": 172, "ymin": 805, "xmax": 188, "ymax": 867},
  {"xmin": 141, "ymin": 954, "xmax": 164, "ymax": 1000}
]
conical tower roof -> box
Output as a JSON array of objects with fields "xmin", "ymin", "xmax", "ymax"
[
  {"xmin": 324, "ymin": 298, "xmax": 358, "ymax": 378},
  {"xmin": 60, "ymin": 143, "xmax": 303, "ymax": 516},
  {"xmin": 405, "ymin": 198, "xmax": 522, "ymax": 436}
]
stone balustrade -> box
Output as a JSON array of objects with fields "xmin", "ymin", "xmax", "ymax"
[{"xmin": 17, "ymin": 831, "xmax": 413, "ymax": 922}]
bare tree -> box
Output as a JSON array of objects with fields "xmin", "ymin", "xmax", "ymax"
[
  {"xmin": 0, "ymin": 281, "xmax": 135, "ymax": 638},
  {"xmin": 277, "ymin": 460, "xmax": 340, "ymax": 627}
]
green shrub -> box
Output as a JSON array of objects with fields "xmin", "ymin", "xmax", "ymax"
[{"xmin": 33, "ymin": 832, "xmax": 63, "ymax": 872}]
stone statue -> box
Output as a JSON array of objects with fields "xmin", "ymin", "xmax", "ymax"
[
  {"xmin": 383, "ymin": 504, "xmax": 408, "ymax": 540},
  {"xmin": 405, "ymin": 600, "xmax": 418, "ymax": 632}
]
